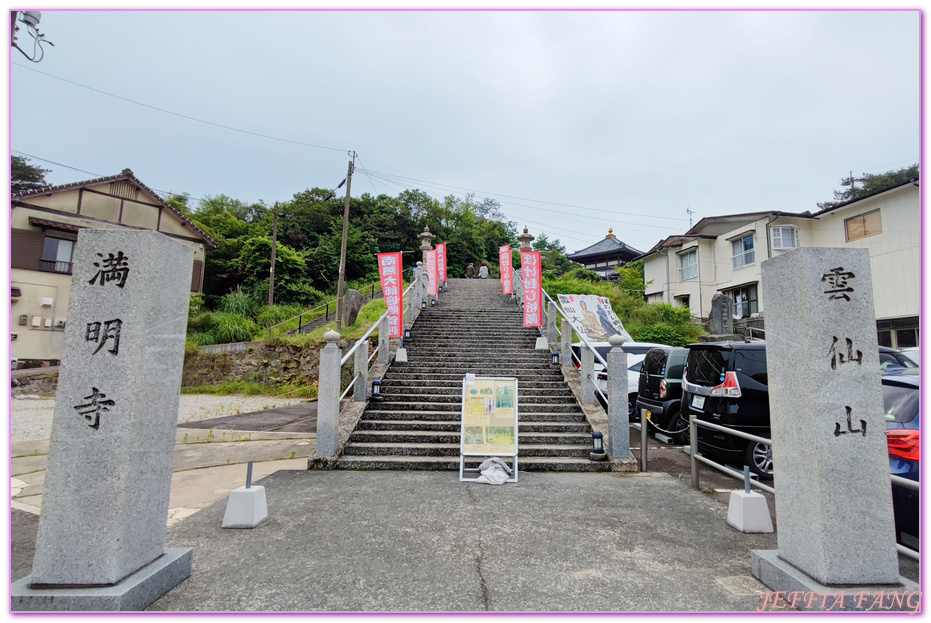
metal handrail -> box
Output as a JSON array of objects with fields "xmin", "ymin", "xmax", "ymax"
[
  {"xmin": 689, "ymin": 414, "xmax": 774, "ymax": 494},
  {"xmin": 338, "ymin": 279, "xmax": 416, "ymax": 400}
]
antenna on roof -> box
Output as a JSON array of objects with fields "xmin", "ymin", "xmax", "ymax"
[{"xmin": 686, "ymin": 207, "xmax": 695, "ymax": 228}]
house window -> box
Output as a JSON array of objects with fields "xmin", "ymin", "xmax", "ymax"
[
  {"xmin": 731, "ymin": 233, "xmax": 755, "ymax": 269},
  {"xmin": 678, "ymin": 249, "xmax": 698, "ymax": 280},
  {"xmin": 726, "ymin": 283, "xmax": 758, "ymax": 319},
  {"xmin": 40, "ymin": 237, "xmax": 74, "ymax": 274},
  {"xmin": 771, "ymin": 226, "xmax": 798, "ymax": 250},
  {"xmin": 845, "ymin": 209, "xmax": 882, "ymax": 241}
]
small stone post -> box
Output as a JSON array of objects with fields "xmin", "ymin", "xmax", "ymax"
[
  {"xmin": 560, "ymin": 318, "xmax": 572, "ymax": 365},
  {"xmin": 580, "ymin": 346, "xmax": 595, "ymax": 405},
  {"xmin": 353, "ymin": 338, "xmax": 368, "ymax": 401},
  {"xmin": 547, "ymin": 300, "xmax": 558, "ymax": 343},
  {"xmin": 377, "ymin": 315, "xmax": 389, "ymax": 364},
  {"xmin": 606, "ymin": 334, "xmax": 630, "ymax": 459},
  {"xmin": 752, "ymin": 247, "xmax": 914, "ymax": 608},
  {"xmin": 314, "ymin": 330, "xmax": 342, "ymax": 458}
]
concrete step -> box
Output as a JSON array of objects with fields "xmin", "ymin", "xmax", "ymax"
[
  {"xmin": 361, "ymin": 410, "xmax": 589, "ymax": 423},
  {"xmin": 355, "ymin": 420, "xmax": 592, "ymax": 433},
  {"xmin": 370, "ymin": 401, "xmax": 583, "ymax": 413},
  {"xmin": 341, "ymin": 442, "xmax": 593, "ymax": 458},
  {"xmin": 333, "ymin": 455, "xmax": 610, "ymax": 472},
  {"xmin": 379, "ymin": 387, "xmax": 574, "ymax": 398},
  {"xmin": 348, "ymin": 430, "xmax": 592, "ymax": 445}
]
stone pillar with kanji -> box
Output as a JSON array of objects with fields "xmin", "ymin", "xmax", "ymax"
[{"xmin": 14, "ymin": 230, "xmax": 193, "ymax": 611}]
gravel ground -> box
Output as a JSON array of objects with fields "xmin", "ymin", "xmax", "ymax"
[{"xmin": 10, "ymin": 395, "xmax": 305, "ymax": 444}]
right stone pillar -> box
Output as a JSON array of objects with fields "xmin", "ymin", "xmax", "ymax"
[{"xmin": 754, "ymin": 247, "xmax": 914, "ymax": 608}]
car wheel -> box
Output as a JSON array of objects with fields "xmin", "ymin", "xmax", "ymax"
[
  {"xmin": 669, "ymin": 410, "xmax": 688, "ymax": 445},
  {"xmin": 628, "ymin": 394, "xmax": 637, "ymax": 421},
  {"xmin": 745, "ymin": 441, "xmax": 774, "ymax": 480},
  {"xmin": 679, "ymin": 413, "xmax": 690, "ymax": 446}
]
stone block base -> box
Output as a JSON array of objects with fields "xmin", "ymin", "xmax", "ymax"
[
  {"xmin": 610, "ymin": 455, "xmax": 640, "ymax": 472},
  {"xmin": 727, "ymin": 490, "xmax": 774, "ymax": 533},
  {"xmin": 751, "ymin": 550, "xmax": 919, "ymax": 612},
  {"xmin": 12, "ymin": 548, "xmax": 192, "ymax": 611},
  {"xmin": 534, "ymin": 337, "xmax": 549, "ymax": 350},
  {"xmin": 222, "ymin": 485, "xmax": 268, "ymax": 529}
]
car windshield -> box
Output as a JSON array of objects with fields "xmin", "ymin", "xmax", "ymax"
[
  {"xmin": 883, "ymin": 384, "xmax": 919, "ymax": 425},
  {"xmin": 685, "ymin": 348, "xmax": 728, "ymax": 385}
]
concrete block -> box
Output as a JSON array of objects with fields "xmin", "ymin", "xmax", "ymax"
[
  {"xmin": 534, "ymin": 336, "xmax": 549, "ymax": 350},
  {"xmin": 12, "ymin": 548, "xmax": 192, "ymax": 611},
  {"xmin": 395, "ymin": 348, "xmax": 408, "ymax": 362},
  {"xmin": 222, "ymin": 486, "xmax": 268, "ymax": 529},
  {"xmin": 727, "ymin": 490, "xmax": 774, "ymax": 533}
]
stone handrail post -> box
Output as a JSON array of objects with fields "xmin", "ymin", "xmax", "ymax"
[
  {"xmin": 580, "ymin": 346, "xmax": 595, "ymax": 405},
  {"xmin": 547, "ymin": 301, "xmax": 558, "ymax": 343},
  {"xmin": 560, "ymin": 318, "xmax": 572, "ymax": 365},
  {"xmin": 353, "ymin": 338, "xmax": 368, "ymax": 402},
  {"xmin": 606, "ymin": 333, "xmax": 630, "ymax": 459},
  {"xmin": 314, "ymin": 330, "xmax": 342, "ymax": 458},
  {"xmin": 378, "ymin": 315, "xmax": 389, "ymax": 363}
]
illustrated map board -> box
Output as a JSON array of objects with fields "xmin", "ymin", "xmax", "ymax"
[{"xmin": 459, "ymin": 375, "xmax": 519, "ymax": 482}]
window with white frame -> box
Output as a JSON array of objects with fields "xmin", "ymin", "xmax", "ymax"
[
  {"xmin": 731, "ymin": 233, "xmax": 755, "ymax": 269},
  {"xmin": 678, "ymin": 249, "xmax": 697, "ymax": 280},
  {"xmin": 726, "ymin": 283, "xmax": 758, "ymax": 318},
  {"xmin": 771, "ymin": 226, "xmax": 798, "ymax": 250}
]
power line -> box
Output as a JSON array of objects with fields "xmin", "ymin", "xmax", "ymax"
[{"xmin": 13, "ymin": 63, "xmax": 351, "ymax": 154}]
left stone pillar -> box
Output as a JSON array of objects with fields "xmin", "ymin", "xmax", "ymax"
[
  {"xmin": 314, "ymin": 330, "xmax": 342, "ymax": 458},
  {"xmin": 14, "ymin": 230, "xmax": 193, "ymax": 610}
]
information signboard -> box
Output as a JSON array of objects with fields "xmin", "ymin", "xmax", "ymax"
[{"xmin": 459, "ymin": 375, "xmax": 518, "ymax": 482}]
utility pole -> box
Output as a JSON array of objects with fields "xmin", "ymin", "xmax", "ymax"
[
  {"xmin": 335, "ymin": 153, "xmax": 355, "ymax": 329},
  {"xmin": 267, "ymin": 202, "xmax": 279, "ymax": 306}
]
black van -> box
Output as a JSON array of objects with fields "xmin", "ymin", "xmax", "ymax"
[
  {"xmin": 680, "ymin": 340, "xmax": 772, "ymax": 478},
  {"xmin": 636, "ymin": 347, "xmax": 688, "ymax": 443}
]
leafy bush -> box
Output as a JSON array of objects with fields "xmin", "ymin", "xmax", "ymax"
[
  {"xmin": 210, "ymin": 312, "xmax": 257, "ymax": 343},
  {"xmin": 632, "ymin": 323, "xmax": 700, "ymax": 347},
  {"xmin": 217, "ymin": 287, "xmax": 259, "ymax": 317},
  {"xmin": 255, "ymin": 304, "xmax": 304, "ymax": 328}
]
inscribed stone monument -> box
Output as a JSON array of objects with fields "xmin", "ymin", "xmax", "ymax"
[
  {"xmin": 16, "ymin": 230, "xmax": 193, "ymax": 608},
  {"xmin": 754, "ymin": 248, "xmax": 906, "ymax": 601}
]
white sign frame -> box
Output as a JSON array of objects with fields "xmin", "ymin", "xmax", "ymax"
[{"xmin": 459, "ymin": 375, "xmax": 519, "ymax": 482}]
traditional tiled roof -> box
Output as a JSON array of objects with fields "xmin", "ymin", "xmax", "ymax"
[
  {"xmin": 567, "ymin": 233, "xmax": 643, "ymax": 260},
  {"xmin": 28, "ymin": 216, "xmax": 80, "ymax": 233},
  {"xmin": 13, "ymin": 168, "xmax": 217, "ymax": 247}
]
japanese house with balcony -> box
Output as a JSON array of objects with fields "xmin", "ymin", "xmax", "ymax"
[
  {"xmin": 11, "ymin": 168, "xmax": 216, "ymax": 366},
  {"xmin": 565, "ymin": 228, "xmax": 643, "ymax": 280},
  {"xmin": 638, "ymin": 178, "xmax": 919, "ymax": 348}
]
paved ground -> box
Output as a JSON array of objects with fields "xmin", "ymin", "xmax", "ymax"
[{"xmin": 10, "ymin": 396, "xmax": 920, "ymax": 613}]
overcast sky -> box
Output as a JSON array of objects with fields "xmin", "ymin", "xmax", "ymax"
[{"xmin": 9, "ymin": 8, "xmax": 919, "ymax": 255}]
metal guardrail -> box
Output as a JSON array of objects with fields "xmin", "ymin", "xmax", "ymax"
[{"xmin": 687, "ymin": 414, "xmax": 920, "ymax": 560}]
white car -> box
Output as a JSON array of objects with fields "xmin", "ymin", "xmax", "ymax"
[{"xmin": 570, "ymin": 341, "xmax": 670, "ymax": 418}]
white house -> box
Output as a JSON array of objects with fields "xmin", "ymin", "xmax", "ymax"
[{"xmin": 639, "ymin": 179, "xmax": 919, "ymax": 348}]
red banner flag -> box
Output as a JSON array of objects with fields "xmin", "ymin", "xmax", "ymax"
[
  {"xmin": 425, "ymin": 249, "xmax": 439, "ymax": 296},
  {"xmin": 520, "ymin": 250, "xmax": 542, "ymax": 327},
  {"xmin": 436, "ymin": 242, "xmax": 447, "ymax": 282},
  {"xmin": 377, "ymin": 252, "xmax": 403, "ymax": 338},
  {"xmin": 498, "ymin": 244, "xmax": 512, "ymax": 294}
]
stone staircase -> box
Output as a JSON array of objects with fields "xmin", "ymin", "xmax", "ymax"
[{"xmin": 335, "ymin": 277, "xmax": 608, "ymax": 471}]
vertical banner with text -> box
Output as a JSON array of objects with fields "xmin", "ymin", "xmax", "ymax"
[
  {"xmin": 499, "ymin": 244, "xmax": 513, "ymax": 294},
  {"xmin": 377, "ymin": 252, "xmax": 403, "ymax": 337},
  {"xmin": 425, "ymin": 249, "xmax": 439, "ymax": 296},
  {"xmin": 520, "ymin": 250, "xmax": 542, "ymax": 327},
  {"xmin": 436, "ymin": 242, "xmax": 447, "ymax": 283}
]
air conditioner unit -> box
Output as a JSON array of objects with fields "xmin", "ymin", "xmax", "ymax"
[
  {"xmin": 44, "ymin": 318, "xmax": 53, "ymax": 328},
  {"xmin": 31, "ymin": 316, "xmax": 42, "ymax": 327},
  {"xmin": 41, "ymin": 298, "xmax": 53, "ymax": 307}
]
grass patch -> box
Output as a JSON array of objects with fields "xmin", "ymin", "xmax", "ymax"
[{"xmin": 181, "ymin": 379, "xmax": 318, "ymax": 399}]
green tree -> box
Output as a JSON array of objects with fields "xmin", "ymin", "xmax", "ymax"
[
  {"xmin": 11, "ymin": 155, "xmax": 50, "ymax": 194},
  {"xmin": 817, "ymin": 164, "xmax": 918, "ymax": 210}
]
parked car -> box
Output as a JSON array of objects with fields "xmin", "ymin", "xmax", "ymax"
[
  {"xmin": 897, "ymin": 346, "xmax": 919, "ymax": 367},
  {"xmin": 681, "ymin": 341, "xmax": 918, "ymax": 480},
  {"xmin": 879, "ymin": 346, "xmax": 918, "ymax": 372},
  {"xmin": 571, "ymin": 341, "xmax": 668, "ymax": 418},
  {"xmin": 680, "ymin": 340, "xmax": 772, "ymax": 478},
  {"xmin": 636, "ymin": 347, "xmax": 689, "ymax": 443},
  {"xmin": 883, "ymin": 370, "xmax": 919, "ymax": 551}
]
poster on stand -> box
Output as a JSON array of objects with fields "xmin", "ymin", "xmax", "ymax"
[
  {"xmin": 498, "ymin": 244, "xmax": 513, "ymax": 294},
  {"xmin": 376, "ymin": 252, "xmax": 403, "ymax": 337},
  {"xmin": 520, "ymin": 250, "xmax": 542, "ymax": 327},
  {"xmin": 425, "ymin": 249, "xmax": 438, "ymax": 296},
  {"xmin": 460, "ymin": 375, "xmax": 519, "ymax": 482},
  {"xmin": 436, "ymin": 242, "xmax": 447, "ymax": 283},
  {"xmin": 556, "ymin": 293, "xmax": 634, "ymax": 342}
]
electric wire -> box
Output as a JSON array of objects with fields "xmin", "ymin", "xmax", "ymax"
[{"xmin": 12, "ymin": 63, "xmax": 350, "ymax": 154}]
